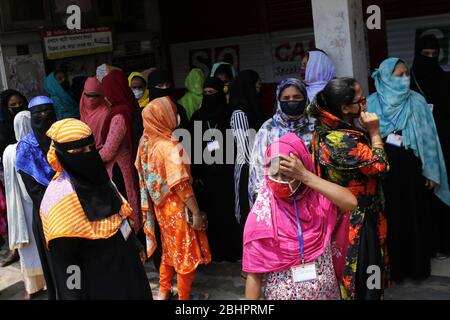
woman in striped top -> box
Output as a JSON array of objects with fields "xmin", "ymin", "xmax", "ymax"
[
  {"xmin": 229, "ymin": 70, "xmax": 265, "ymax": 231},
  {"xmin": 40, "ymin": 119, "xmax": 152, "ymax": 300}
]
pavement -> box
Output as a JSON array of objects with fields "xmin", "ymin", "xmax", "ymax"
[{"xmin": 1, "ymin": 244, "xmax": 450, "ymax": 300}]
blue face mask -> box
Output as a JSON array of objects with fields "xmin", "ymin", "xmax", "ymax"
[{"xmin": 392, "ymin": 75, "xmax": 411, "ymax": 90}]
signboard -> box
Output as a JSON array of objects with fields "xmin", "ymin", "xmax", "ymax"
[
  {"xmin": 416, "ymin": 25, "xmax": 450, "ymax": 69},
  {"xmin": 43, "ymin": 27, "xmax": 113, "ymax": 60},
  {"xmin": 271, "ymin": 38, "xmax": 315, "ymax": 82},
  {"xmin": 189, "ymin": 45, "xmax": 240, "ymax": 77}
]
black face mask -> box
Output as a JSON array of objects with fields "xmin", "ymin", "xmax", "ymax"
[
  {"xmin": 30, "ymin": 105, "xmax": 57, "ymax": 155},
  {"xmin": 60, "ymin": 80, "xmax": 71, "ymax": 93},
  {"xmin": 150, "ymin": 86, "xmax": 174, "ymax": 100},
  {"xmin": 55, "ymin": 136, "xmax": 122, "ymax": 222},
  {"xmin": 10, "ymin": 105, "xmax": 27, "ymax": 118},
  {"xmin": 280, "ymin": 100, "xmax": 307, "ymax": 116}
]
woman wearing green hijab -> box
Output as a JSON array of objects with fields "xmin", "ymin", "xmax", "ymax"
[
  {"xmin": 367, "ymin": 57, "xmax": 450, "ymax": 282},
  {"xmin": 178, "ymin": 68, "xmax": 204, "ymax": 119}
]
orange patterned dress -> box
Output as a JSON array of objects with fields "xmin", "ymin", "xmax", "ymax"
[{"xmin": 136, "ymin": 135, "xmax": 211, "ymax": 275}]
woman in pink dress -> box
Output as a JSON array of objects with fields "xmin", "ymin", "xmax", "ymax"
[
  {"xmin": 80, "ymin": 73, "xmax": 142, "ymax": 233},
  {"xmin": 243, "ymin": 133, "xmax": 357, "ymax": 300}
]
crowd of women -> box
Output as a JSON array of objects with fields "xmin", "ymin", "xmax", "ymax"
[{"xmin": 0, "ymin": 34, "xmax": 449, "ymax": 301}]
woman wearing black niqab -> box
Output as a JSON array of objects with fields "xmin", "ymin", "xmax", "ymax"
[
  {"xmin": 190, "ymin": 77, "xmax": 242, "ymax": 262},
  {"xmin": 229, "ymin": 70, "xmax": 264, "ymax": 234},
  {"xmin": 411, "ymin": 34, "xmax": 450, "ymax": 256}
]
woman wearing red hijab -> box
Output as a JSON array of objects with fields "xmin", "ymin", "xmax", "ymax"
[{"xmin": 83, "ymin": 71, "xmax": 142, "ymax": 234}]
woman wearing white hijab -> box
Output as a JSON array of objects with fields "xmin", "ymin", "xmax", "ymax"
[{"xmin": 3, "ymin": 110, "xmax": 46, "ymax": 299}]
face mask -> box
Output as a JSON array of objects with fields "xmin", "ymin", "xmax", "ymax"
[
  {"xmin": 396, "ymin": 76, "xmax": 411, "ymax": 89},
  {"xmin": 60, "ymin": 80, "xmax": 71, "ymax": 92},
  {"xmin": 31, "ymin": 108, "xmax": 57, "ymax": 154},
  {"xmin": 10, "ymin": 105, "xmax": 26, "ymax": 118},
  {"xmin": 150, "ymin": 86, "xmax": 174, "ymax": 100},
  {"xmin": 420, "ymin": 54, "xmax": 439, "ymax": 65},
  {"xmin": 133, "ymin": 89, "xmax": 144, "ymax": 99},
  {"xmin": 267, "ymin": 175, "xmax": 300, "ymax": 198},
  {"xmin": 280, "ymin": 100, "xmax": 307, "ymax": 116}
]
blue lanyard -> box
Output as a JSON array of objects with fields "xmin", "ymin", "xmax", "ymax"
[{"xmin": 281, "ymin": 198, "xmax": 305, "ymax": 265}]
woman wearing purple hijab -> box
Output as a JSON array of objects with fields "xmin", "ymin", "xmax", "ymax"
[{"xmin": 301, "ymin": 49, "xmax": 336, "ymax": 102}]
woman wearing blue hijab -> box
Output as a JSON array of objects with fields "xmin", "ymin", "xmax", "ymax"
[{"xmin": 367, "ymin": 57, "xmax": 450, "ymax": 281}]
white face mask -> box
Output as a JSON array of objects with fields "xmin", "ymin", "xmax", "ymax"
[{"xmin": 133, "ymin": 89, "xmax": 144, "ymax": 99}]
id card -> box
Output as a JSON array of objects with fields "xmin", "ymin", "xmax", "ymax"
[
  {"xmin": 386, "ymin": 133, "xmax": 403, "ymax": 147},
  {"xmin": 207, "ymin": 140, "xmax": 220, "ymax": 152},
  {"xmin": 291, "ymin": 263, "xmax": 317, "ymax": 283},
  {"xmin": 120, "ymin": 219, "xmax": 132, "ymax": 240}
]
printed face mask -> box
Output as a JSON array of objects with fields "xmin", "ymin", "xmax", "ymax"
[{"xmin": 267, "ymin": 175, "xmax": 300, "ymax": 198}]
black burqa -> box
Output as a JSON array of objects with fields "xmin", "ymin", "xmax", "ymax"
[
  {"xmin": 411, "ymin": 35, "xmax": 450, "ymax": 256},
  {"xmin": 48, "ymin": 134, "xmax": 152, "ymax": 300},
  {"xmin": 229, "ymin": 70, "xmax": 265, "ymax": 131},
  {"xmin": 0, "ymin": 90, "xmax": 27, "ymax": 156},
  {"xmin": 19, "ymin": 104, "xmax": 58, "ymax": 299},
  {"xmin": 190, "ymin": 77, "xmax": 242, "ymax": 262}
]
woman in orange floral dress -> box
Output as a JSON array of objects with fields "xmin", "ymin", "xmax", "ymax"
[
  {"xmin": 309, "ymin": 78, "xmax": 390, "ymax": 300},
  {"xmin": 135, "ymin": 96, "xmax": 211, "ymax": 300}
]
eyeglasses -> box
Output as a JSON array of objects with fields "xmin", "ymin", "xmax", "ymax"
[{"xmin": 351, "ymin": 97, "xmax": 366, "ymax": 108}]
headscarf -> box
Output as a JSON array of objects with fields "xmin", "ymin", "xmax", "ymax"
[
  {"xmin": 79, "ymin": 77, "xmax": 111, "ymax": 150},
  {"xmin": 148, "ymin": 69, "xmax": 175, "ymax": 100},
  {"xmin": 136, "ymin": 97, "xmax": 191, "ymax": 207},
  {"xmin": 96, "ymin": 64, "xmax": 122, "ymax": 83},
  {"xmin": 248, "ymin": 78, "xmax": 316, "ymax": 203},
  {"xmin": 243, "ymin": 133, "xmax": 338, "ymax": 273},
  {"xmin": 102, "ymin": 70, "xmax": 138, "ymax": 160},
  {"xmin": 44, "ymin": 71, "xmax": 79, "ymax": 120},
  {"xmin": 367, "ymin": 57, "xmax": 450, "ymax": 205},
  {"xmin": 46, "ymin": 119, "xmax": 122, "ymax": 221},
  {"xmin": 0, "ymin": 90, "xmax": 28, "ymax": 155},
  {"xmin": 305, "ymin": 50, "xmax": 336, "ymax": 102},
  {"xmin": 128, "ymin": 72, "xmax": 150, "ymax": 108},
  {"xmin": 411, "ymin": 35, "xmax": 450, "ymax": 124},
  {"xmin": 3, "ymin": 111, "xmax": 33, "ymax": 250},
  {"xmin": 229, "ymin": 70, "xmax": 265, "ymax": 130},
  {"xmin": 136, "ymin": 96, "xmax": 191, "ymax": 258},
  {"xmin": 210, "ymin": 62, "xmax": 237, "ymax": 79},
  {"xmin": 16, "ymin": 96, "xmax": 57, "ymax": 186},
  {"xmin": 178, "ymin": 68, "xmax": 204, "ymax": 119}
]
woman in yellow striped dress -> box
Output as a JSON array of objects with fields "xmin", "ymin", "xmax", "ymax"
[{"xmin": 39, "ymin": 118, "xmax": 152, "ymax": 300}]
